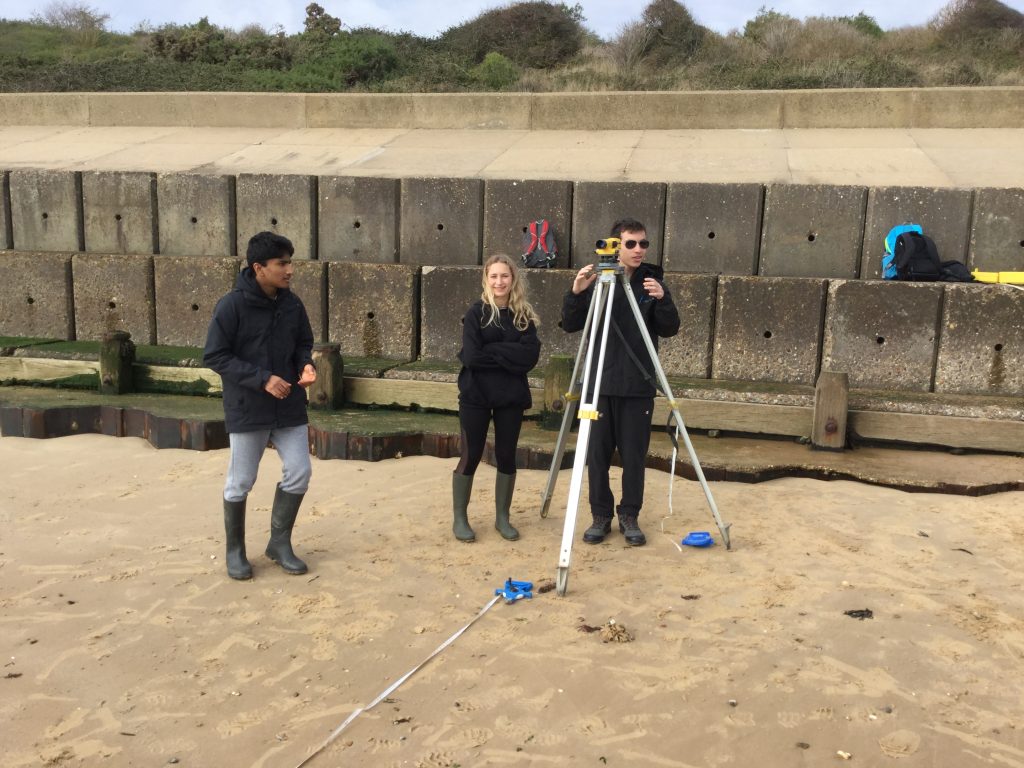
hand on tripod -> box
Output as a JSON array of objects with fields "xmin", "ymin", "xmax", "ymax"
[{"xmin": 571, "ymin": 264, "xmax": 598, "ymax": 295}]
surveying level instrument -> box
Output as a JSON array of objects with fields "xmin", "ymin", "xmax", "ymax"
[{"xmin": 539, "ymin": 240, "xmax": 732, "ymax": 597}]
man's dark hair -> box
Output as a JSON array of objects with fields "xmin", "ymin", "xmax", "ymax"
[
  {"xmin": 611, "ymin": 218, "xmax": 646, "ymax": 237},
  {"xmin": 246, "ymin": 231, "xmax": 295, "ymax": 267}
]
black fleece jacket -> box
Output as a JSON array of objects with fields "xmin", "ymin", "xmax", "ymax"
[
  {"xmin": 561, "ymin": 263, "xmax": 679, "ymax": 398},
  {"xmin": 457, "ymin": 301, "xmax": 541, "ymax": 409},
  {"xmin": 203, "ymin": 268, "xmax": 315, "ymax": 433}
]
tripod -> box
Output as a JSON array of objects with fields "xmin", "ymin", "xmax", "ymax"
[{"xmin": 539, "ymin": 257, "xmax": 732, "ymax": 597}]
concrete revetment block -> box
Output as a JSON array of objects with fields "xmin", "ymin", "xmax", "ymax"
[
  {"xmin": 663, "ymin": 183, "xmax": 763, "ymax": 274},
  {"xmin": 72, "ymin": 254, "xmax": 156, "ymax": 344},
  {"xmin": 861, "ymin": 186, "xmax": 972, "ymax": 278},
  {"xmin": 520, "ymin": 268, "xmax": 578, "ymax": 363},
  {"xmin": 935, "ymin": 283, "xmax": 1024, "ymax": 397},
  {"xmin": 319, "ymin": 176, "xmax": 399, "ymax": 263},
  {"xmin": 157, "ymin": 174, "xmax": 236, "ymax": 256},
  {"xmin": 419, "ymin": 266, "xmax": 481, "ymax": 362},
  {"xmin": 0, "ymin": 251, "xmax": 73, "ymax": 339},
  {"xmin": 290, "ymin": 260, "xmax": 326, "ymax": 343},
  {"xmin": 1, "ymin": 171, "xmax": 11, "ymax": 249},
  {"xmin": 399, "ymin": 178, "xmax": 483, "ymax": 266},
  {"xmin": 969, "ymin": 188, "xmax": 1024, "ymax": 272},
  {"xmin": 759, "ymin": 184, "xmax": 866, "ymax": 278},
  {"xmin": 328, "ymin": 263, "xmax": 418, "ymax": 360},
  {"xmin": 236, "ymin": 174, "xmax": 317, "ymax": 260},
  {"xmin": 82, "ymin": 171, "xmax": 157, "ymax": 255},
  {"xmin": 713, "ymin": 276, "xmax": 827, "ymax": 385},
  {"xmin": 822, "ymin": 280, "xmax": 943, "ymax": 392},
  {"xmin": 571, "ymin": 182, "xmax": 666, "ymax": 269},
  {"xmin": 155, "ymin": 256, "xmax": 240, "ymax": 346},
  {"xmin": 483, "ymin": 179, "xmax": 573, "ymax": 268},
  {"xmin": 659, "ymin": 274, "xmax": 717, "ymax": 378},
  {"xmin": 9, "ymin": 169, "xmax": 82, "ymax": 252}
]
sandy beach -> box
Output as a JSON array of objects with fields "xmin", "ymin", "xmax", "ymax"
[{"xmin": 2, "ymin": 433, "xmax": 1023, "ymax": 768}]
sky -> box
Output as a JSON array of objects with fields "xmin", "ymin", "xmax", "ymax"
[{"xmin": 3, "ymin": 0, "xmax": 1024, "ymax": 40}]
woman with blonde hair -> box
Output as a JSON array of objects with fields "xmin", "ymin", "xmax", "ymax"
[{"xmin": 452, "ymin": 254, "xmax": 541, "ymax": 542}]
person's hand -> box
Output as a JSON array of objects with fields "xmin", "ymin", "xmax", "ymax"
[
  {"xmin": 572, "ymin": 264, "xmax": 598, "ymax": 295},
  {"xmin": 298, "ymin": 364, "xmax": 317, "ymax": 389},
  {"xmin": 643, "ymin": 277, "xmax": 665, "ymax": 300},
  {"xmin": 264, "ymin": 374, "xmax": 292, "ymax": 399}
]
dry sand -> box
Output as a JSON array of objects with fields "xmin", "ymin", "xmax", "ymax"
[{"xmin": 1, "ymin": 433, "xmax": 1023, "ymax": 768}]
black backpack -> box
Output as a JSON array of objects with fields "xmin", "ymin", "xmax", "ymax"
[
  {"xmin": 893, "ymin": 231, "xmax": 942, "ymax": 281},
  {"xmin": 521, "ymin": 219, "xmax": 557, "ymax": 268}
]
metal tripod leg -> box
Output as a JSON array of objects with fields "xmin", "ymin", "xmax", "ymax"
[
  {"xmin": 619, "ymin": 273, "xmax": 732, "ymax": 550},
  {"xmin": 545, "ymin": 268, "xmax": 619, "ymax": 597}
]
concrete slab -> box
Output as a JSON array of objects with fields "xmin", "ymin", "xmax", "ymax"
[
  {"xmin": 712, "ymin": 276, "xmax": 827, "ymax": 385},
  {"xmin": 0, "ymin": 93, "xmax": 86, "ymax": 125},
  {"xmin": 570, "ymin": 181, "xmax": 666, "ymax": 268},
  {"xmin": 663, "ymin": 183, "xmax": 763, "ymax": 274},
  {"xmin": 418, "ymin": 266, "xmax": 478, "ymax": 363},
  {"xmin": 0, "ymin": 251, "xmax": 74, "ymax": 339},
  {"xmin": 307, "ymin": 94, "xmax": 416, "ymax": 129},
  {"xmin": 484, "ymin": 147, "xmax": 633, "ymax": 180},
  {"xmin": 483, "ymin": 179, "xmax": 572, "ymax": 267},
  {"xmin": 385, "ymin": 129, "xmax": 526, "ymax": 150},
  {"xmin": 9, "ymin": 169, "xmax": 82, "ymax": 252},
  {"xmin": 637, "ymin": 129, "xmax": 786, "ymax": 150},
  {"xmin": 149, "ymin": 127, "xmax": 288, "ymax": 145},
  {"xmin": 935, "ymin": 283, "xmax": 1024, "ymax": 397},
  {"xmin": 628, "ymin": 148, "xmax": 790, "ymax": 182},
  {"xmin": 290, "ymin": 260, "xmax": 326, "ymax": 343},
  {"xmin": 1, "ymin": 171, "xmax": 10, "ymax": 250},
  {"xmin": 659, "ymin": 273, "xmax": 717, "ymax": 378},
  {"xmin": 350, "ymin": 147, "xmax": 507, "ymax": 177},
  {"xmin": 759, "ymin": 184, "xmax": 867, "ymax": 278},
  {"xmin": 319, "ymin": 176, "xmax": 400, "ymax": 263},
  {"xmin": 264, "ymin": 128, "xmax": 408, "ymax": 146},
  {"xmin": 969, "ymin": 187, "xmax": 1024, "ymax": 271},
  {"xmin": 235, "ymin": 174, "xmax": 317, "ymax": 260},
  {"xmin": 519, "ymin": 268, "xmax": 578, "ymax": 362},
  {"xmin": 399, "ymin": 178, "xmax": 483, "ymax": 266},
  {"xmin": 0, "ymin": 142, "xmax": 127, "ymax": 168},
  {"xmin": 71, "ymin": 253, "xmax": 155, "ymax": 344},
  {"xmin": 81, "ymin": 171, "xmax": 157, "ymax": 255},
  {"xmin": 154, "ymin": 256, "xmax": 240, "ymax": 346},
  {"xmin": 63, "ymin": 143, "xmax": 249, "ymax": 173},
  {"xmin": 328, "ymin": 263, "xmax": 418, "ymax": 360},
  {"xmin": 923, "ymin": 147, "xmax": 1024, "ymax": 189},
  {"xmin": 822, "ymin": 280, "xmax": 943, "ymax": 392},
  {"xmin": 783, "ymin": 129, "xmax": 919, "ymax": 149},
  {"xmin": 861, "ymin": 186, "xmax": 973, "ymax": 278},
  {"xmin": 157, "ymin": 174, "xmax": 236, "ymax": 257},
  {"xmin": 196, "ymin": 144, "xmax": 379, "ymax": 175},
  {"xmin": 782, "ymin": 90, "xmax": 914, "ymax": 129}
]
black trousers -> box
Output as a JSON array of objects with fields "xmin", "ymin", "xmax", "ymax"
[
  {"xmin": 587, "ymin": 395, "xmax": 654, "ymax": 520},
  {"xmin": 455, "ymin": 404, "xmax": 524, "ymax": 476}
]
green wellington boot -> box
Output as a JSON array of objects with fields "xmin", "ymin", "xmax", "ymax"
[
  {"xmin": 224, "ymin": 498, "xmax": 253, "ymax": 580},
  {"xmin": 494, "ymin": 471, "xmax": 520, "ymax": 541},
  {"xmin": 265, "ymin": 485, "xmax": 309, "ymax": 574},
  {"xmin": 452, "ymin": 472, "xmax": 476, "ymax": 542}
]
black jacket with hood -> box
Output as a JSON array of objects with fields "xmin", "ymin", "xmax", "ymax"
[
  {"xmin": 203, "ymin": 268, "xmax": 315, "ymax": 433},
  {"xmin": 457, "ymin": 301, "xmax": 541, "ymax": 410},
  {"xmin": 561, "ymin": 263, "xmax": 679, "ymax": 399}
]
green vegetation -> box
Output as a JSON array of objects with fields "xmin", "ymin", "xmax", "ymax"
[{"xmin": 1, "ymin": 0, "xmax": 1022, "ymax": 92}]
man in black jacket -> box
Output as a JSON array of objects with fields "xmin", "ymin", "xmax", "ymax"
[
  {"xmin": 204, "ymin": 232, "xmax": 317, "ymax": 580},
  {"xmin": 562, "ymin": 218, "xmax": 680, "ymax": 546}
]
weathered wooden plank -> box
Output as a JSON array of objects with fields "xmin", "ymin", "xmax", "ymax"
[
  {"xmin": 343, "ymin": 377, "xmax": 545, "ymax": 415},
  {"xmin": 653, "ymin": 398, "xmax": 812, "ymax": 438},
  {"xmin": 812, "ymin": 372, "xmax": 849, "ymax": 450},
  {"xmin": 850, "ymin": 410, "xmax": 1024, "ymax": 453},
  {"xmin": 0, "ymin": 356, "xmax": 98, "ymax": 382},
  {"xmin": 134, "ymin": 363, "xmax": 222, "ymax": 394}
]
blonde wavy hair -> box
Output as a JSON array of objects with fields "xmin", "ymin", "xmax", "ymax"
[{"xmin": 480, "ymin": 253, "xmax": 540, "ymax": 331}]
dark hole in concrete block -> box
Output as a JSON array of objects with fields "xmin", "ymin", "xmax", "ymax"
[
  {"xmin": 807, "ymin": 232, "xmax": 816, "ymax": 242},
  {"xmin": 354, "ymin": 220, "xmax": 361, "ymax": 229},
  {"xmin": 108, "ymin": 301, "xmax": 116, "ymax": 309},
  {"xmin": 437, "ymin": 223, "xmax": 445, "ymax": 231},
  {"xmin": 115, "ymin": 214, "xmax": 122, "ymax": 221},
  {"xmin": 190, "ymin": 216, "xmax": 198, "ymax": 224},
  {"xmin": 271, "ymin": 218, "xmax": 278, "ymax": 226},
  {"xmin": 367, "ymin": 311, "xmax": 375, "ymax": 320},
  {"xmin": 763, "ymin": 330, "xmax": 772, "ymax": 339},
  {"xmin": 994, "ymin": 343, "xmax": 1003, "ymax": 352},
  {"xmin": 42, "ymin": 212, "xmax": 48, "ymax": 219},
  {"xmin": 27, "ymin": 296, "xmax": 35, "ymax": 304},
  {"xmin": 191, "ymin": 304, "xmax": 200, "ymax": 312},
  {"xmin": 876, "ymin": 336, "xmax": 885, "ymax": 345},
  {"xmin": 707, "ymin": 231, "xmax": 716, "ymax": 239}
]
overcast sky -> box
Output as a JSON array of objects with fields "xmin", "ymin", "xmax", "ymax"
[{"xmin": 3, "ymin": 0, "xmax": 1024, "ymax": 40}]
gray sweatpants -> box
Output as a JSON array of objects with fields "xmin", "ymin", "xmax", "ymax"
[{"xmin": 223, "ymin": 424, "xmax": 312, "ymax": 502}]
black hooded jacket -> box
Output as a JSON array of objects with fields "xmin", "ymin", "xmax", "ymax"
[
  {"xmin": 561, "ymin": 263, "xmax": 679, "ymax": 398},
  {"xmin": 203, "ymin": 268, "xmax": 315, "ymax": 433},
  {"xmin": 457, "ymin": 301, "xmax": 541, "ymax": 409}
]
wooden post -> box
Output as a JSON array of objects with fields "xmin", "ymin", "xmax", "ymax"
[
  {"xmin": 99, "ymin": 331, "xmax": 134, "ymax": 395},
  {"xmin": 541, "ymin": 354, "xmax": 573, "ymax": 430},
  {"xmin": 309, "ymin": 343, "xmax": 344, "ymax": 410},
  {"xmin": 812, "ymin": 371, "xmax": 848, "ymax": 451}
]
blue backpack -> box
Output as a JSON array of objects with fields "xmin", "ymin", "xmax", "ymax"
[{"xmin": 882, "ymin": 224, "xmax": 923, "ymax": 279}]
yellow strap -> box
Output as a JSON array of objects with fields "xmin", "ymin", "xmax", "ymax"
[
  {"xmin": 578, "ymin": 409, "xmax": 599, "ymax": 420},
  {"xmin": 972, "ymin": 270, "xmax": 1024, "ymax": 285}
]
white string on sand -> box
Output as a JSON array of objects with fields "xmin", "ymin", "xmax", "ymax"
[
  {"xmin": 293, "ymin": 594, "xmax": 503, "ymax": 768},
  {"xmin": 660, "ymin": 423, "xmax": 684, "ymax": 552}
]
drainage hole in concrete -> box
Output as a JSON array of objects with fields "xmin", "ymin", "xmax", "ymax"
[
  {"xmin": 271, "ymin": 218, "xmax": 278, "ymax": 226},
  {"xmin": 26, "ymin": 296, "xmax": 35, "ymax": 304},
  {"xmin": 707, "ymin": 231, "xmax": 716, "ymax": 239},
  {"xmin": 42, "ymin": 212, "xmax": 48, "ymax": 219},
  {"xmin": 437, "ymin": 223, "xmax": 445, "ymax": 231},
  {"xmin": 354, "ymin": 220, "xmax": 361, "ymax": 229},
  {"xmin": 367, "ymin": 311, "xmax": 375, "ymax": 320},
  {"xmin": 763, "ymin": 330, "xmax": 772, "ymax": 339},
  {"xmin": 108, "ymin": 301, "xmax": 117, "ymax": 309},
  {"xmin": 876, "ymin": 336, "xmax": 885, "ymax": 345},
  {"xmin": 115, "ymin": 214, "xmax": 122, "ymax": 221},
  {"xmin": 807, "ymin": 232, "xmax": 816, "ymax": 242},
  {"xmin": 190, "ymin": 216, "xmax": 198, "ymax": 224},
  {"xmin": 994, "ymin": 343, "xmax": 1003, "ymax": 352},
  {"xmin": 191, "ymin": 304, "xmax": 200, "ymax": 312}
]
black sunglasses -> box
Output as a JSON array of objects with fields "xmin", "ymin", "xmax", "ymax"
[{"xmin": 623, "ymin": 239, "xmax": 650, "ymax": 249}]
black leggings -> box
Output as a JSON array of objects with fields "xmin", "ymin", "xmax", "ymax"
[{"xmin": 455, "ymin": 404, "xmax": 524, "ymax": 476}]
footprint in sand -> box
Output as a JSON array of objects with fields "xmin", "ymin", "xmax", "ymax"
[
  {"xmin": 879, "ymin": 729, "xmax": 921, "ymax": 758},
  {"xmin": 777, "ymin": 711, "xmax": 803, "ymax": 728},
  {"xmin": 415, "ymin": 749, "xmax": 460, "ymax": 767}
]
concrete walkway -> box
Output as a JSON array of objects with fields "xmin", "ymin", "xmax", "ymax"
[{"xmin": 2, "ymin": 125, "xmax": 1023, "ymax": 187}]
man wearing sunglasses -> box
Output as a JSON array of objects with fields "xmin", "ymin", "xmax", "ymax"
[{"xmin": 562, "ymin": 218, "xmax": 680, "ymax": 547}]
